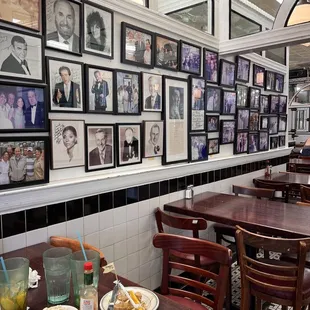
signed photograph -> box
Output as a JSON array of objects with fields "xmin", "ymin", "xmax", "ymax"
[
  {"xmin": 275, "ymin": 73, "xmax": 284, "ymax": 93},
  {"xmin": 143, "ymin": 120, "xmax": 163, "ymax": 158},
  {"xmin": 222, "ymin": 90, "xmax": 236, "ymax": 115},
  {"xmin": 220, "ymin": 120, "xmax": 235, "ymax": 145},
  {"xmin": 269, "ymin": 115, "xmax": 278, "ymax": 135},
  {"xmin": 249, "ymin": 87, "xmax": 260, "ymax": 110},
  {"xmin": 270, "ymin": 95, "xmax": 279, "ymax": 114},
  {"xmin": 249, "ymin": 111, "xmax": 259, "ymax": 131},
  {"xmin": 253, "ymin": 64, "xmax": 265, "ymax": 88},
  {"xmin": 220, "ymin": 59, "xmax": 236, "ymax": 88},
  {"xmin": 236, "ymin": 56, "xmax": 250, "ymax": 83},
  {"xmin": 260, "ymin": 115, "xmax": 269, "ymax": 131},
  {"xmin": 234, "ymin": 132, "xmax": 248, "ymax": 154},
  {"xmin": 206, "ymin": 86, "xmax": 221, "ymax": 113},
  {"xmin": 142, "ymin": 72, "xmax": 162, "ymax": 112},
  {"xmin": 259, "ymin": 132, "xmax": 269, "ymax": 151},
  {"xmin": 237, "ymin": 109, "xmax": 250, "ymax": 131},
  {"xmin": 236, "ymin": 84, "xmax": 248, "ymax": 108},
  {"xmin": 204, "ymin": 49, "xmax": 218, "ymax": 84},
  {"xmin": 265, "ymin": 71, "xmax": 275, "ymax": 91},
  {"xmin": 190, "ymin": 134, "xmax": 208, "ymax": 162},
  {"xmin": 208, "ymin": 138, "xmax": 219, "ymax": 155},
  {"xmin": 279, "ymin": 95, "xmax": 287, "ymax": 114},
  {"xmin": 278, "ymin": 115, "xmax": 287, "ymax": 132},
  {"xmin": 155, "ymin": 34, "xmax": 178, "ymax": 71},
  {"xmin": 206, "ymin": 115, "xmax": 219, "ymax": 133},
  {"xmin": 190, "ymin": 77, "xmax": 205, "ymax": 131},
  {"xmin": 270, "ymin": 136, "xmax": 278, "ymax": 149},
  {"xmin": 279, "ymin": 135, "xmax": 286, "ymax": 147},
  {"xmin": 259, "ymin": 95, "xmax": 269, "ymax": 114},
  {"xmin": 179, "ymin": 41, "xmax": 201, "ymax": 75},
  {"xmin": 248, "ymin": 133, "xmax": 259, "ymax": 154}
]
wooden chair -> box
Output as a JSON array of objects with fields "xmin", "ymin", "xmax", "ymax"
[
  {"xmin": 50, "ymin": 236, "xmax": 107, "ymax": 267},
  {"xmin": 153, "ymin": 233, "xmax": 232, "ymax": 310},
  {"xmin": 297, "ymin": 201, "xmax": 310, "ymax": 207},
  {"xmin": 299, "ymin": 156, "xmax": 310, "ymax": 160},
  {"xmin": 254, "ymin": 179, "xmax": 290, "ymax": 203},
  {"xmin": 235, "ymin": 225, "xmax": 310, "ymax": 310},
  {"xmin": 301, "ymin": 186, "xmax": 310, "ymax": 203}
]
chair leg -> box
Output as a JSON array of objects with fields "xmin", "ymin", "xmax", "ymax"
[
  {"xmin": 255, "ymin": 298, "xmax": 261, "ymax": 310},
  {"xmin": 281, "ymin": 306, "xmax": 288, "ymax": 310},
  {"xmin": 225, "ymin": 267, "xmax": 231, "ymax": 310},
  {"xmin": 240, "ymin": 289, "xmax": 250, "ymax": 310},
  {"xmin": 264, "ymin": 250, "xmax": 269, "ymax": 259},
  {"xmin": 216, "ymin": 232, "xmax": 222, "ymax": 245}
]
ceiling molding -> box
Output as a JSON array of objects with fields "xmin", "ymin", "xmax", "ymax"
[{"xmin": 243, "ymin": 53, "xmax": 287, "ymax": 73}]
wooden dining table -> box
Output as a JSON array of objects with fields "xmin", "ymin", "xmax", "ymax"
[
  {"xmin": 253, "ymin": 172, "xmax": 310, "ymax": 187},
  {"xmin": 2, "ymin": 243, "xmax": 189, "ymax": 310},
  {"xmin": 289, "ymin": 158, "xmax": 310, "ymax": 173}
]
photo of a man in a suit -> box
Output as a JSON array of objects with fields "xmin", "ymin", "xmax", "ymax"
[
  {"xmin": 25, "ymin": 89, "xmax": 45, "ymax": 128},
  {"xmin": 91, "ymin": 71, "xmax": 109, "ymax": 111},
  {"xmin": 122, "ymin": 127, "xmax": 139, "ymax": 162},
  {"xmin": 134, "ymin": 32, "xmax": 145, "ymax": 63},
  {"xmin": 145, "ymin": 76, "xmax": 161, "ymax": 111}
]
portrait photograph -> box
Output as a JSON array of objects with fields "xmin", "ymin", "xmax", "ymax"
[
  {"xmin": 179, "ymin": 41, "xmax": 201, "ymax": 75},
  {"xmin": 249, "ymin": 87, "xmax": 260, "ymax": 110},
  {"xmin": 260, "ymin": 115, "xmax": 269, "ymax": 131},
  {"xmin": 0, "ymin": 82, "xmax": 47, "ymax": 132},
  {"xmin": 253, "ymin": 64, "xmax": 265, "ymax": 88},
  {"xmin": 279, "ymin": 95, "xmax": 287, "ymax": 114},
  {"xmin": 204, "ymin": 49, "xmax": 218, "ymax": 84},
  {"xmin": 0, "ymin": 27, "xmax": 43, "ymax": 82},
  {"xmin": 279, "ymin": 135, "xmax": 286, "ymax": 147},
  {"xmin": 206, "ymin": 115, "xmax": 219, "ymax": 133},
  {"xmin": 47, "ymin": 57, "xmax": 84, "ymax": 113},
  {"xmin": 236, "ymin": 56, "xmax": 250, "ymax": 83},
  {"xmin": 45, "ymin": 0, "xmax": 82, "ymax": 55},
  {"xmin": 237, "ymin": 109, "xmax": 250, "ymax": 131},
  {"xmin": 270, "ymin": 95, "xmax": 279, "ymax": 114},
  {"xmin": 206, "ymin": 86, "xmax": 221, "ymax": 113},
  {"xmin": 142, "ymin": 72, "xmax": 162, "ymax": 112},
  {"xmin": 278, "ymin": 115, "xmax": 287, "ymax": 132},
  {"xmin": 259, "ymin": 95, "xmax": 269, "ymax": 114},
  {"xmin": 259, "ymin": 132, "xmax": 269, "ymax": 151},
  {"xmin": 190, "ymin": 134, "xmax": 208, "ymax": 162},
  {"xmin": 117, "ymin": 123, "xmax": 142, "ymax": 167},
  {"xmin": 121, "ymin": 22, "xmax": 154, "ymax": 68},
  {"xmin": 220, "ymin": 120, "xmax": 235, "ymax": 145},
  {"xmin": 114, "ymin": 70, "xmax": 140, "ymax": 115},
  {"xmin": 269, "ymin": 116, "xmax": 278, "ymax": 135},
  {"xmin": 85, "ymin": 65, "xmax": 113, "ymax": 114},
  {"xmin": 85, "ymin": 124, "xmax": 115, "ymax": 172},
  {"xmin": 234, "ymin": 132, "xmax": 248, "ymax": 154},
  {"xmin": 208, "ymin": 138, "xmax": 220, "ymax": 155},
  {"xmin": 190, "ymin": 77, "xmax": 206, "ymax": 131},
  {"xmin": 275, "ymin": 73, "xmax": 284, "ymax": 93},
  {"xmin": 236, "ymin": 84, "xmax": 248, "ymax": 108},
  {"xmin": 248, "ymin": 133, "xmax": 259, "ymax": 154},
  {"xmin": 83, "ymin": 2, "xmax": 113, "ymax": 59},
  {"xmin": 249, "ymin": 111, "xmax": 259, "ymax": 131},
  {"xmin": 51, "ymin": 119, "xmax": 85, "ymax": 169},
  {"xmin": 143, "ymin": 120, "xmax": 163, "ymax": 158},
  {"xmin": 222, "ymin": 90, "xmax": 236, "ymax": 115},
  {"xmin": 220, "ymin": 59, "xmax": 236, "ymax": 88},
  {"xmin": 0, "ymin": 137, "xmax": 49, "ymax": 190},
  {"xmin": 155, "ymin": 34, "xmax": 178, "ymax": 71},
  {"xmin": 270, "ymin": 136, "xmax": 278, "ymax": 149},
  {"xmin": 265, "ymin": 71, "xmax": 275, "ymax": 91}
]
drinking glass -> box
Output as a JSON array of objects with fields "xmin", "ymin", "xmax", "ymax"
[
  {"xmin": 0, "ymin": 257, "xmax": 29, "ymax": 310},
  {"xmin": 43, "ymin": 247, "xmax": 72, "ymax": 304}
]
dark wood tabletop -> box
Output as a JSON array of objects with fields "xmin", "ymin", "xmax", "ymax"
[
  {"xmin": 254, "ymin": 172, "xmax": 310, "ymax": 186},
  {"xmin": 2, "ymin": 243, "xmax": 189, "ymax": 310},
  {"xmin": 164, "ymin": 192, "xmax": 310, "ymax": 238},
  {"xmin": 289, "ymin": 158, "xmax": 310, "ymax": 164}
]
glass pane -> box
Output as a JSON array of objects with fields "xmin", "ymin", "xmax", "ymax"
[
  {"xmin": 297, "ymin": 110, "xmax": 305, "ymax": 130},
  {"xmin": 129, "ymin": 0, "xmax": 148, "ymax": 6},
  {"xmin": 248, "ymin": 0, "xmax": 281, "ymax": 18},
  {"xmin": 265, "ymin": 47, "xmax": 286, "ymax": 65},
  {"xmin": 287, "ymin": 1, "xmax": 310, "ymax": 26}
]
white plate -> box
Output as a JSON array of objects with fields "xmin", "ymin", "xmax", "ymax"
[
  {"xmin": 100, "ymin": 286, "xmax": 159, "ymax": 310},
  {"xmin": 43, "ymin": 306, "xmax": 78, "ymax": 310}
]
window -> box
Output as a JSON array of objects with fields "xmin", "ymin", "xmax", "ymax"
[
  {"xmin": 265, "ymin": 47, "xmax": 286, "ymax": 65},
  {"xmin": 297, "ymin": 109, "xmax": 307, "ymax": 130},
  {"xmin": 287, "ymin": 0, "xmax": 310, "ymax": 27},
  {"xmin": 248, "ymin": 0, "xmax": 281, "ymax": 18},
  {"xmin": 129, "ymin": 0, "xmax": 149, "ymax": 7}
]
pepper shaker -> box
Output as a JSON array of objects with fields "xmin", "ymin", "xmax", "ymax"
[{"xmin": 185, "ymin": 185, "xmax": 194, "ymax": 199}]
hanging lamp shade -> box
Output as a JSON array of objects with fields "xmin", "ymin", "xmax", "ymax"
[{"xmin": 287, "ymin": 0, "xmax": 310, "ymax": 26}]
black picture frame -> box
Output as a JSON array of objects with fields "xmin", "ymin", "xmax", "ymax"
[
  {"xmin": 279, "ymin": 95, "xmax": 287, "ymax": 114},
  {"xmin": 236, "ymin": 84, "xmax": 248, "ymax": 108},
  {"xmin": 219, "ymin": 59, "xmax": 236, "ymax": 88},
  {"xmin": 206, "ymin": 115, "xmax": 219, "ymax": 132},
  {"xmin": 236, "ymin": 56, "xmax": 250, "ymax": 83},
  {"xmin": 220, "ymin": 120, "xmax": 236, "ymax": 145},
  {"xmin": 236, "ymin": 108, "xmax": 250, "ymax": 131},
  {"xmin": 259, "ymin": 131, "xmax": 269, "ymax": 151},
  {"xmin": 275, "ymin": 72, "xmax": 284, "ymax": 93},
  {"xmin": 121, "ymin": 22, "xmax": 154, "ymax": 69},
  {"xmin": 278, "ymin": 115, "xmax": 287, "ymax": 132},
  {"xmin": 260, "ymin": 115, "xmax": 269, "ymax": 131},
  {"xmin": 259, "ymin": 94, "xmax": 269, "ymax": 114},
  {"xmin": 265, "ymin": 70, "xmax": 275, "ymax": 91},
  {"xmin": 141, "ymin": 72, "xmax": 162, "ymax": 112},
  {"xmin": 269, "ymin": 115, "xmax": 279, "ymax": 135},
  {"xmin": 208, "ymin": 138, "xmax": 220, "ymax": 155},
  {"xmin": 248, "ymin": 132, "xmax": 259, "ymax": 154},
  {"xmin": 234, "ymin": 132, "xmax": 249, "ymax": 154},
  {"xmin": 278, "ymin": 135, "xmax": 286, "ymax": 147},
  {"xmin": 249, "ymin": 87, "xmax": 261, "ymax": 110},
  {"xmin": 249, "ymin": 111, "xmax": 259, "ymax": 131},
  {"xmin": 189, "ymin": 133, "xmax": 208, "ymax": 163},
  {"xmin": 253, "ymin": 64, "xmax": 265, "ymax": 88},
  {"xmin": 205, "ymin": 85, "xmax": 221, "ymax": 113},
  {"xmin": 203, "ymin": 48, "xmax": 218, "ymax": 84},
  {"xmin": 270, "ymin": 136, "xmax": 278, "ymax": 149},
  {"xmin": 143, "ymin": 120, "xmax": 164, "ymax": 158},
  {"xmin": 270, "ymin": 95, "xmax": 279, "ymax": 114},
  {"xmin": 179, "ymin": 40, "xmax": 201, "ymax": 75},
  {"xmin": 221, "ymin": 90, "xmax": 237, "ymax": 115}
]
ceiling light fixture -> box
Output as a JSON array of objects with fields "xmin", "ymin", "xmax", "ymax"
[{"xmin": 287, "ymin": 0, "xmax": 310, "ymax": 26}]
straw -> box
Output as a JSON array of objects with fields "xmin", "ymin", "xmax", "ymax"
[
  {"xmin": 0, "ymin": 257, "xmax": 10, "ymax": 284},
  {"xmin": 76, "ymin": 232, "xmax": 88, "ymax": 261}
]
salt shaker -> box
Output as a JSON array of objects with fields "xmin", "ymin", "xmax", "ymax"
[{"xmin": 185, "ymin": 185, "xmax": 194, "ymax": 199}]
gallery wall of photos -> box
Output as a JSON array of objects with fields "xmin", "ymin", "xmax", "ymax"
[{"xmin": 0, "ymin": 0, "xmax": 287, "ymax": 191}]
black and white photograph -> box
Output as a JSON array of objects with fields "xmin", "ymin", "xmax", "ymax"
[
  {"xmin": 279, "ymin": 135, "xmax": 286, "ymax": 147},
  {"xmin": 0, "ymin": 27, "xmax": 43, "ymax": 82},
  {"xmin": 249, "ymin": 87, "xmax": 260, "ymax": 110},
  {"xmin": 248, "ymin": 133, "xmax": 259, "ymax": 154},
  {"xmin": 265, "ymin": 71, "xmax": 275, "ymax": 91},
  {"xmin": 46, "ymin": 0, "xmax": 82, "ymax": 55},
  {"xmin": 47, "ymin": 57, "xmax": 84, "ymax": 113},
  {"xmin": 220, "ymin": 120, "xmax": 235, "ymax": 145},
  {"xmin": 114, "ymin": 70, "xmax": 140, "ymax": 115},
  {"xmin": 236, "ymin": 84, "xmax": 248, "ymax": 107},
  {"xmin": 143, "ymin": 121, "xmax": 163, "ymax": 158},
  {"xmin": 155, "ymin": 34, "xmax": 178, "ymax": 71},
  {"xmin": 259, "ymin": 95, "xmax": 269, "ymax": 114},
  {"xmin": 206, "ymin": 86, "xmax": 221, "ymax": 113},
  {"xmin": 259, "ymin": 132, "xmax": 269, "ymax": 151},
  {"xmin": 269, "ymin": 115, "xmax": 278, "ymax": 135},
  {"xmin": 253, "ymin": 64, "xmax": 265, "ymax": 88},
  {"xmin": 208, "ymin": 138, "xmax": 220, "ymax": 155},
  {"xmin": 117, "ymin": 123, "xmax": 142, "ymax": 167},
  {"xmin": 270, "ymin": 136, "xmax": 278, "ymax": 149},
  {"xmin": 0, "ymin": 82, "xmax": 47, "ymax": 132},
  {"xmin": 249, "ymin": 111, "xmax": 259, "ymax": 131},
  {"xmin": 85, "ymin": 65, "xmax": 113, "ymax": 114},
  {"xmin": 206, "ymin": 115, "xmax": 219, "ymax": 132},
  {"xmin": 0, "ymin": 137, "xmax": 49, "ymax": 190},
  {"xmin": 237, "ymin": 109, "xmax": 250, "ymax": 131},
  {"xmin": 278, "ymin": 115, "xmax": 287, "ymax": 132},
  {"xmin": 190, "ymin": 77, "xmax": 206, "ymax": 131},
  {"xmin": 236, "ymin": 56, "xmax": 250, "ymax": 83},
  {"xmin": 275, "ymin": 73, "xmax": 284, "ymax": 93},
  {"xmin": 85, "ymin": 124, "xmax": 115, "ymax": 172},
  {"xmin": 270, "ymin": 95, "xmax": 279, "ymax": 114},
  {"xmin": 190, "ymin": 134, "xmax": 208, "ymax": 162},
  {"xmin": 84, "ymin": 2, "xmax": 113, "ymax": 59},
  {"xmin": 260, "ymin": 115, "xmax": 269, "ymax": 131},
  {"xmin": 222, "ymin": 90, "xmax": 236, "ymax": 115},
  {"xmin": 234, "ymin": 132, "xmax": 248, "ymax": 154},
  {"xmin": 220, "ymin": 59, "xmax": 236, "ymax": 88},
  {"xmin": 121, "ymin": 22, "xmax": 154, "ymax": 68},
  {"xmin": 142, "ymin": 72, "xmax": 162, "ymax": 112},
  {"xmin": 50, "ymin": 119, "xmax": 85, "ymax": 169},
  {"xmin": 204, "ymin": 49, "xmax": 218, "ymax": 84},
  {"xmin": 179, "ymin": 41, "xmax": 201, "ymax": 75},
  {"xmin": 279, "ymin": 95, "xmax": 287, "ymax": 114}
]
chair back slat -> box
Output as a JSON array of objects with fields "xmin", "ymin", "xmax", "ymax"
[
  {"xmin": 244, "ymin": 255, "xmax": 298, "ymax": 271},
  {"xmin": 245, "ymin": 275, "xmax": 296, "ymax": 292},
  {"xmin": 233, "ymin": 185, "xmax": 275, "ymax": 199},
  {"xmin": 254, "ymin": 179, "xmax": 290, "ymax": 202},
  {"xmin": 300, "ymin": 185, "xmax": 310, "ymax": 203}
]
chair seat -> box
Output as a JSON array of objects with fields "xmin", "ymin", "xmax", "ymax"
[
  {"xmin": 281, "ymin": 252, "xmax": 310, "ymax": 268},
  {"xmin": 166, "ymin": 295, "xmax": 207, "ymax": 310},
  {"xmin": 170, "ymin": 249, "xmax": 216, "ymax": 267},
  {"xmin": 213, "ymin": 223, "xmax": 236, "ymax": 237}
]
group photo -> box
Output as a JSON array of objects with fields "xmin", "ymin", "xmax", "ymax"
[
  {"xmin": 190, "ymin": 135, "xmax": 208, "ymax": 162},
  {"xmin": 235, "ymin": 132, "xmax": 248, "ymax": 154},
  {"xmin": 180, "ymin": 41, "xmax": 201, "ymax": 75},
  {"xmin": 155, "ymin": 35, "xmax": 178, "ymax": 71}
]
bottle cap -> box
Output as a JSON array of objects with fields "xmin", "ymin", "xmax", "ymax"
[{"xmin": 84, "ymin": 261, "xmax": 93, "ymax": 271}]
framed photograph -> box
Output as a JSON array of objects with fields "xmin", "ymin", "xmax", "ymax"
[
  {"xmin": 155, "ymin": 34, "xmax": 178, "ymax": 71},
  {"xmin": 249, "ymin": 87, "xmax": 261, "ymax": 110},
  {"xmin": 0, "ymin": 82, "xmax": 47, "ymax": 132},
  {"xmin": 222, "ymin": 90, "xmax": 236, "ymax": 115},
  {"xmin": 162, "ymin": 76, "xmax": 188, "ymax": 165},
  {"xmin": 234, "ymin": 132, "xmax": 248, "ymax": 154},
  {"xmin": 278, "ymin": 115, "xmax": 287, "ymax": 132},
  {"xmin": 249, "ymin": 111, "xmax": 259, "ymax": 131},
  {"xmin": 206, "ymin": 86, "xmax": 221, "ymax": 113},
  {"xmin": 189, "ymin": 77, "xmax": 206, "ymax": 131},
  {"xmin": 83, "ymin": 2, "xmax": 114, "ymax": 59},
  {"xmin": 47, "ymin": 57, "xmax": 84, "ymax": 113},
  {"xmin": 236, "ymin": 84, "xmax": 248, "ymax": 108},
  {"xmin": 248, "ymin": 133, "xmax": 259, "ymax": 154},
  {"xmin": 143, "ymin": 120, "xmax": 164, "ymax": 158},
  {"xmin": 269, "ymin": 115, "xmax": 278, "ymax": 135},
  {"xmin": 45, "ymin": 0, "xmax": 82, "ymax": 55},
  {"xmin": 279, "ymin": 135, "xmax": 286, "ymax": 147},
  {"xmin": 85, "ymin": 65, "xmax": 113, "ymax": 114},
  {"xmin": 279, "ymin": 95, "xmax": 287, "ymax": 114},
  {"xmin": 189, "ymin": 134, "xmax": 208, "ymax": 162},
  {"xmin": 237, "ymin": 109, "xmax": 250, "ymax": 131},
  {"xmin": 0, "ymin": 27, "xmax": 43, "ymax": 82},
  {"xmin": 179, "ymin": 40, "xmax": 201, "ymax": 75},
  {"xmin": 275, "ymin": 73, "xmax": 284, "ymax": 93},
  {"xmin": 208, "ymin": 138, "xmax": 220, "ymax": 155},
  {"xmin": 236, "ymin": 56, "xmax": 250, "ymax": 83},
  {"xmin": 265, "ymin": 71, "xmax": 275, "ymax": 91},
  {"xmin": 142, "ymin": 72, "xmax": 162, "ymax": 112},
  {"xmin": 259, "ymin": 132, "xmax": 269, "ymax": 151},
  {"xmin": 270, "ymin": 136, "xmax": 278, "ymax": 149},
  {"xmin": 50, "ymin": 119, "xmax": 85, "ymax": 169},
  {"xmin": 121, "ymin": 22, "xmax": 154, "ymax": 68},
  {"xmin": 253, "ymin": 64, "xmax": 265, "ymax": 88},
  {"xmin": 220, "ymin": 120, "xmax": 236, "ymax": 145},
  {"xmin": 270, "ymin": 95, "xmax": 279, "ymax": 114},
  {"xmin": 259, "ymin": 95, "xmax": 269, "ymax": 114},
  {"xmin": 85, "ymin": 124, "xmax": 115, "ymax": 172},
  {"xmin": 114, "ymin": 70, "xmax": 141, "ymax": 115},
  {"xmin": 260, "ymin": 115, "xmax": 269, "ymax": 131},
  {"xmin": 219, "ymin": 59, "xmax": 236, "ymax": 88},
  {"xmin": 117, "ymin": 123, "xmax": 142, "ymax": 167},
  {"xmin": 204, "ymin": 49, "xmax": 218, "ymax": 84},
  {"xmin": 206, "ymin": 115, "xmax": 219, "ymax": 133}
]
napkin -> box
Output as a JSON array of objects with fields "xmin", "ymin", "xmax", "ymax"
[{"xmin": 28, "ymin": 267, "xmax": 41, "ymax": 288}]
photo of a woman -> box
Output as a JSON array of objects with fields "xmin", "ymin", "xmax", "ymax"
[
  {"xmin": 86, "ymin": 11, "xmax": 106, "ymax": 52},
  {"xmin": 13, "ymin": 97, "xmax": 26, "ymax": 129},
  {"xmin": 62, "ymin": 126, "xmax": 78, "ymax": 162},
  {"xmin": 34, "ymin": 147, "xmax": 44, "ymax": 180},
  {"xmin": 0, "ymin": 151, "xmax": 9, "ymax": 185}
]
